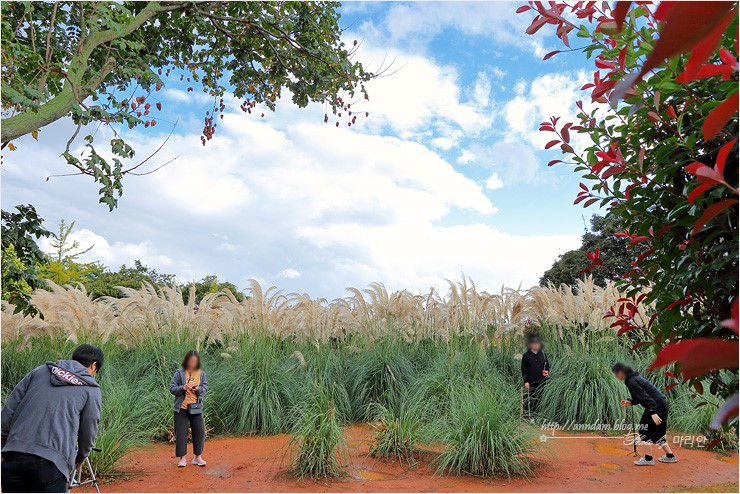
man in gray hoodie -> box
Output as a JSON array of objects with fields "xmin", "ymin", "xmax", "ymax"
[{"xmin": 1, "ymin": 344, "xmax": 104, "ymax": 493}]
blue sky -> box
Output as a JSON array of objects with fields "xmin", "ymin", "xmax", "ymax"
[{"xmin": 2, "ymin": 1, "xmax": 600, "ymax": 296}]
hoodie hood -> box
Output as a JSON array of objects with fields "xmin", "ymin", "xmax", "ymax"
[{"xmin": 46, "ymin": 360, "xmax": 99, "ymax": 387}]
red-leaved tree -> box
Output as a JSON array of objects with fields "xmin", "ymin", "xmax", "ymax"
[{"xmin": 519, "ymin": 1, "xmax": 738, "ymax": 437}]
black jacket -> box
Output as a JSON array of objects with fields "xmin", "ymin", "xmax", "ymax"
[
  {"xmin": 625, "ymin": 371, "xmax": 667, "ymax": 414},
  {"xmin": 521, "ymin": 349, "xmax": 549, "ymax": 386}
]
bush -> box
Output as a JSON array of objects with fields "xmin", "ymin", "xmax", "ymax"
[
  {"xmin": 369, "ymin": 395, "xmax": 425, "ymax": 465},
  {"xmin": 288, "ymin": 384, "xmax": 347, "ymax": 479},
  {"xmin": 346, "ymin": 341, "xmax": 415, "ymax": 421},
  {"xmin": 208, "ymin": 337, "xmax": 297, "ymax": 435},
  {"xmin": 430, "ymin": 382, "xmax": 538, "ymax": 478}
]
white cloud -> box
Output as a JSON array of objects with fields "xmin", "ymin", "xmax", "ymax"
[
  {"xmin": 40, "ymin": 228, "xmax": 175, "ymax": 271},
  {"xmin": 503, "ymin": 71, "xmax": 592, "ymax": 149},
  {"xmin": 485, "ymin": 173, "xmax": 504, "ymax": 191},
  {"xmin": 381, "ymin": 2, "xmax": 549, "ymax": 57},
  {"xmin": 277, "ymin": 268, "xmax": 301, "ymax": 280},
  {"xmin": 349, "ymin": 41, "xmax": 494, "ymax": 142},
  {"xmin": 457, "ymin": 149, "xmax": 475, "ymax": 165}
]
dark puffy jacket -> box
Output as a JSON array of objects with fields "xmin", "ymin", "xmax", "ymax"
[
  {"xmin": 625, "ymin": 371, "xmax": 667, "ymax": 414},
  {"xmin": 521, "ymin": 350, "xmax": 549, "ymax": 386}
]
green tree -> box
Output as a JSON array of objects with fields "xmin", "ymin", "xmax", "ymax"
[
  {"xmin": 1, "ymin": 1, "xmax": 374, "ymax": 209},
  {"xmin": 1, "ymin": 205, "xmax": 53, "ymax": 313},
  {"xmin": 48, "ymin": 219, "xmax": 93, "ymax": 263},
  {"xmin": 183, "ymin": 275, "xmax": 245, "ymax": 305},
  {"xmin": 541, "ymin": 215, "xmax": 631, "ymax": 288},
  {"xmin": 83, "ymin": 260, "xmax": 175, "ymax": 298},
  {"xmin": 521, "ymin": 2, "xmax": 738, "ymax": 427}
]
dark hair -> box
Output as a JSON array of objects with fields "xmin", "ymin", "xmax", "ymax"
[
  {"xmin": 182, "ymin": 350, "xmax": 201, "ymax": 370},
  {"xmin": 72, "ymin": 344, "xmax": 105, "ymax": 372},
  {"xmin": 527, "ymin": 334, "xmax": 542, "ymax": 345},
  {"xmin": 611, "ymin": 362, "xmax": 633, "ymax": 374}
]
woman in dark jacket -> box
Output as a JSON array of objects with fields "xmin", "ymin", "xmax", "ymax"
[
  {"xmin": 170, "ymin": 350, "xmax": 209, "ymax": 468},
  {"xmin": 612, "ymin": 363, "xmax": 677, "ymax": 466}
]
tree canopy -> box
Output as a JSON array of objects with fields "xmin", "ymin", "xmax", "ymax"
[
  {"xmin": 1, "ymin": 1, "xmax": 373, "ymax": 209},
  {"xmin": 540, "ymin": 215, "xmax": 630, "ymax": 288},
  {"xmin": 521, "ymin": 1, "xmax": 738, "ymax": 428}
]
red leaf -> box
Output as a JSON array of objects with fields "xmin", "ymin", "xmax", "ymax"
[
  {"xmin": 693, "ymin": 198, "xmax": 738, "ymax": 233},
  {"xmin": 665, "ymin": 383, "xmax": 678, "ymax": 392},
  {"xmin": 547, "ymin": 159, "xmax": 562, "ymax": 166},
  {"xmin": 703, "ymin": 92, "xmax": 739, "ymax": 141},
  {"xmin": 545, "ymin": 139, "xmax": 560, "ymax": 149},
  {"xmin": 543, "ymin": 50, "xmax": 561, "ymax": 60},
  {"xmin": 612, "ymin": 2, "xmax": 632, "ymax": 32},
  {"xmin": 515, "ymin": 5, "xmax": 531, "ymax": 14},
  {"xmin": 711, "ymin": 393, "xmax": 739, "ymax": 429},
  {"xmin": 716, "ymin": 138, "xmax": 737, "ymax": 175},
  {"xmin": 526, "ymin": 16, "xmax": 548, "ymax": 35},
  {"xmin": 639, "ymin": 2, "xmax": 736, "ymax": 81},
  {"xmin": 584, "ymin": 197, "xmax": 599, "ymax": 208},
  {"xmin": 666, "ymin": 105, "xmax": 677, "ymax": 119},
  {"xmin": 688, "ymin": 183, "xmax": 713, "ymax": 204},
  {"xmin": 649, "ymin": 338, "xmax": 739, "ymax": 379},
  {"xmin": 694, "ymin": 165, "xmax": 725, "ymax": 184},
  {"xmin": 694, "ymin": 381, "xmax": 705, "ymax": 395},
  {"xmin": 685, "ymin": 161, "xmax": 707, "ymax": 174},
  {"xmin": 721, "ymin": 299, "xmax": 739, "ymax": 334},
  {"xmin": 677, "ymin": 64, "xmax": 734, "ymax": 82},
  {"xmin": 682, "ymin": 9, "xmax": 737, "ymax": 80}
]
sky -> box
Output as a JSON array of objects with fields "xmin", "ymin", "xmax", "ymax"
[{"xmin": 1, "ymin": 1, "xmax": 599, "ymax": 298}]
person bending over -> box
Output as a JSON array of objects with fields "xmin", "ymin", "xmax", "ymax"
[
  {"xmin": 521, "ymin": 334, "xmax": 549, "ymax": 418},
  {"xmin": 1, "ymin": 344, "xmax": 104, "ymax": 493},
  {"xmin": 170, "ymin": 350, "xmax": 209, "ymax": 468},
  {"xmin": 612, "ymin": 362, "xmax": 677, "ymax": 466}
]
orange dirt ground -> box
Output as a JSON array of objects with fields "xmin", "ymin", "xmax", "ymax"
[{"xmin": 82, "ymin": 426, "xmax": 738, "ymax": 493}]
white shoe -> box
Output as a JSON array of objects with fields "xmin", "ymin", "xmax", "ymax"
[
  {"xmin": 192, "ymin": 457, "xmax": 207, "ymax": 466},
  {"xmin": 634, "ymin": 457, "xmax": 655, "ymax": 466},
  {"xmin": 178, "ymin": 457, "xmax": 187, "ymax": 468},
  {"xmin": 658, "ymin": 455, "xmax": 678, "ymax": 463}
]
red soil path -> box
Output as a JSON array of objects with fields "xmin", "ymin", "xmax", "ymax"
[{"xmin": 85, "ymin": 426, "xmax": 738, "ymax": 493}]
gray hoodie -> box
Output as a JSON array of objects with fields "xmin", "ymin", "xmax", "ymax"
[
  {"xmin": 169, "ymin": 368, "xmax": 209, "ymax": 412},
  {"xmin": 1, "ymin": 360, "xmax": 102, "ymax": 480}
]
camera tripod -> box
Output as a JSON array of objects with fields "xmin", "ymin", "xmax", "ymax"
[{"xmin": 68, "ymin": 447, "xmax": 101, "ymax": 493}]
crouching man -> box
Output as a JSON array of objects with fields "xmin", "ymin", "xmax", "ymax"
[{"xmin": 1, "ymin": 344, "xmax": 104, "ymax": 493}]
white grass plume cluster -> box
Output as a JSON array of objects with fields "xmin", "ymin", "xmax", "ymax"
[{"xmin": 1, "ymin": 276, "xmax": 651, "ymax": 346}]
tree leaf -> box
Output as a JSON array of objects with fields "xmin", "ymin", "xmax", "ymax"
[{"xmin": 703, "ymin": 92, "xmax": 739, "ymax": 141}]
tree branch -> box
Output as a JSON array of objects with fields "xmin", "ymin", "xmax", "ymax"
[{"xmin": 1, "ymin": 1, "xmax": 183, "ymax": 144}]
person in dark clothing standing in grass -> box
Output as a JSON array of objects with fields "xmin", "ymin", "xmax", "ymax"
[
  {"xmin": 521, "ymin": 335, "xmax": 549, "ymax": 419},
  {"xmin": 1, "ymin": 344, "xmax": 103, "ymax": 493},
  {"xmin": 170, "ymin": 350, "xmax": 209, "ymax": 468},
  {"xmin": 612, "ymin": 362, "xmax": 677, "ymax": 466}
]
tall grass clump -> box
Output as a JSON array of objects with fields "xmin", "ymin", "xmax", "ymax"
[
  {"xmin": 431, "ymin": 382, "xmax": 538, "ymax": 478},
  {"xmin": 288, "ymin": 384, "xmax": 347, "ymax": 479},
  {"xmin": 208, "ymin": 335, "xmax": 297, "ymax": 435},
  {"xmin": 346, "ymin": 340, "xmax": 415, "ymax": 420},
  {"xmin": 369, "ymin": 394, "xmax": 425, "ymax": 465},
  {"xmin": 537, "ymin": 337, "xmax": 628, "ymax": 425},
  {"xmin": 292, "ymin": 346, "xmax": 352, "ymax": 422}
]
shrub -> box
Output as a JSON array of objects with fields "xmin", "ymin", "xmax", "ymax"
[
  {"xmin": 288, "ymin": 384, "xmax": 347, "ymax": 479},
  {"xmin": 369, "ymin": 395, "xmax": 425, "ymax": 465},
  {"xmin": 346, "ymin": 341, "xmax": 415, "ymax": 421},
  {"xmin": 208, "ymin": 336, "xmax": 297, "ymax": 435},
  {"xmin": 431, "ymin": 382, "xmax": 537, "ymax": 478}
]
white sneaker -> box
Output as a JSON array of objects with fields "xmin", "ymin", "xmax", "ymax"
[
  {"xmin": 634, "ymin": 457, "xmax": 655, "ymax": 466},
  {"xmin": 658, "ymin": 455, "xmax": 678, "ymax": 463},
  {"xmin": 192, "ymin": 457, "xmax": 207, "ymax": 466},
  {"xmin": 178, "ymin": 457, "xmax": 187, "ymax": 468}
]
